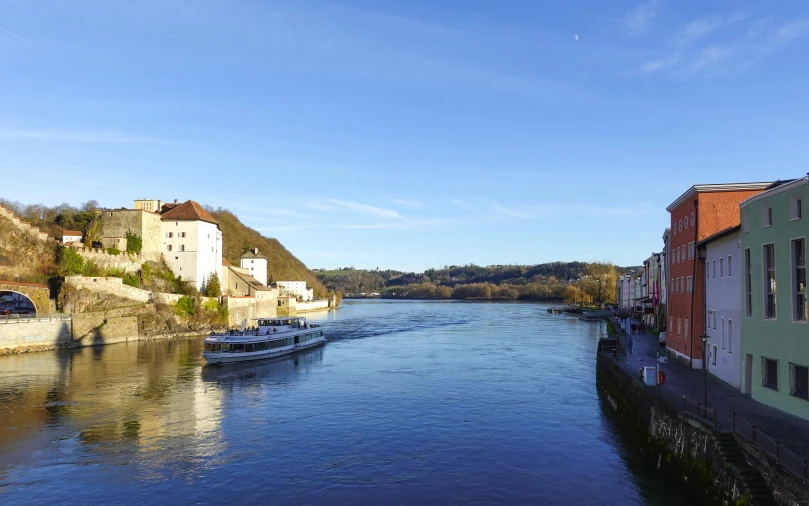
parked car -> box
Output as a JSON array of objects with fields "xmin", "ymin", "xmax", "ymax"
[{"xmin": 658, "ymin": 332, "xmax": 667, "ymax": 345}]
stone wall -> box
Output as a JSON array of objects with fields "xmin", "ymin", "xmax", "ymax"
[
  {"xmin": 0, "ymin": 319, "xmax": 73, "ymax": 351},
  {"xmin": 71, "ymin": 304, "xmax": 155, "ymax": 340},
  {"xmin": 0, "ymin": 281, "xmax": 53, "ymax": 315},
  {"xmin": 223, "ymin": 296, "xmax": 256, "ymax": 327},
  {"xmin": 596, "ymin": 355, "xmax": 766, "ymax": 505},
  {"xmin": 73, "ymin": 316, "xmax": 139, "ymax": 347},
  {"xmin": 296, "ymin": 300, "xmax": 330, "ymax": 313},
  {"xmin": 64, "ymin": 275, "xmax": 152, "ymax": 303},
  {"xmin": 96, "ymin": 209, "xmax": 163, "ymax": 254},
  {"xmin": 72, "ymin": 247, "xmax": 162, "ymax": 274}
]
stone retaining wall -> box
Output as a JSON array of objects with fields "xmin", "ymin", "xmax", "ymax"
[
  {"xmin": 64, "ymin": 275, "xmax": 152, "ymax": 303},
  {"xmin": 296, "ymin": 300, "xmax": 330, "ymax": 312},
  {"xmin": 596, "ymin": 354, "xmax": 748, "ymax": 505},
  {"xmin": 0, "ymin": 319, "xmax": 72, "ymax": 351},
  {"xmin": 72, "ymin": 247, "xmax": 162, "ymax": 274}
]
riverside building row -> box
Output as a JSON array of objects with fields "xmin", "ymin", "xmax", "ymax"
[{"xmin": 621, "ymin": 178, "xmax": 809, "ymax": 421}]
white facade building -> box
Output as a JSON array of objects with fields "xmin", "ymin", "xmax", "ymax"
[
  {"xmin": 62, "ymin": 230, "xmax": 83, "ymax": 244},
  {"xmin": 160, "ymin": 201, "xmax": 223, "ymax": 293},
  {"xmin": 240, "ymin": 248, "xmax": 268, "ymax": 285},
  {"xmin": 276, "ymin": 281, "xmax": 314, "ymax": 302},
  {"xmin": 702, "ymin": 227, "xmax": 742, "ymax": 389}
]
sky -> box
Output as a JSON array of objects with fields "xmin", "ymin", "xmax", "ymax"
[{"xmin": 2, "ymin": 0, "xmax": 808, "ymax": 272}]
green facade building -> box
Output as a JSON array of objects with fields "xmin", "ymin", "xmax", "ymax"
[{"xmin": 740, "ymin": 177, "xmax": 809, "ymax": 420}]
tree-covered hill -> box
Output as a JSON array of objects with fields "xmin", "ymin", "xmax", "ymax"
[{"xmin": 208, "ymin": 208, "xmax": 327, "ymax": 298}]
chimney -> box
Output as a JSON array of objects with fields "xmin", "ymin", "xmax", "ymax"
[
  {"xmin": 252, "ymin": 248, "xmax": 259, "ymax": 254},
  {"xmin": 174, "ymin": 199, "xmax": 178, "ymax": 205}
]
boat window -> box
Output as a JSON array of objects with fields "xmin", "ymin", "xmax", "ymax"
[
  {"xmin": 220, "ymin": 344, "xmax": 230, "ymax": 352},
  {"xmin": 246, "ymin": 343, "xmax": 255, "ymax": 353},
  {"xmin": 232, "ymin": 343, "xmax": 245, "ymax": 352},
  {"xmin": 204, "ymin": 343, "xmax": 220, "ymax": 352}
]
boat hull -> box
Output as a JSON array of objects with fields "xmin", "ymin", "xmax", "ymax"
[{"xmin": 203, "ymin": 337, "xmax": 326, "ymax": 365}]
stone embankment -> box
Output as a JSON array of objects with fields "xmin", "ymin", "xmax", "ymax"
[{"xmin": 597, "ymin": 351, "xmax": 808, "ymax": 505}]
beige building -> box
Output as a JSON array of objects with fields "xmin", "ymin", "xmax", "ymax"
[
  {"xmin": 134, "ymin": 199, "xmax": 164, "ymax": 213},
  {"xmin": 240, "ymin": 248, "xmax": 267, "ymax": 285}
]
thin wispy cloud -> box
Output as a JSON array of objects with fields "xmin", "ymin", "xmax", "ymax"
[
  {"xmin": 451, "ymin": 199, "xmax": 476, "ymax": 211},
  {"xmin": 676, "ymin": 12, "xmax": 747, "ymax": 47},
  {"xmin": 494, "ymin": 203, "xmax": 534, "ymax": 219},
  {"xmin": 391, "ymin": 198, "xmax": 423, "ymax": 208},
  {"xmin": 623, "ymin": 0, "xmax": 663, "ymax": 37},
  {"xmin": 0, "ymin": 26, "xmax": 31, "ymax": 43},
  {"xmin": 327, "ymin": 199, "xmax": 402, "ymax": 219},
  {"xmin": 640, "ymin": 16, "xmax": 809, "ymax": 77},
  {"xmin": 0, "ymin": 128, "xmax": 159, "ymax": 143}
]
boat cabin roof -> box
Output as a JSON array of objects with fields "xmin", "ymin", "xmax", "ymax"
[{"xmin": 257, "ymin": 317, "xmax": 306, "ymax": 326}]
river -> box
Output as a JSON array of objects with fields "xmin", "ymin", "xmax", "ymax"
[{"xmin": 0, "ymin": 300, "xmax": 686, "ymax": 505}]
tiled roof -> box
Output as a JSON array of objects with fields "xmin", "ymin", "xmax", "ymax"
[
  {"xmin": 160, "ymin": 200, "xmax": 218, "ymax": 225},
  {"xmin": 229, "ymin": 267, "xmax": 272, "ymax": 290},
  {"xmin": 697, "ymin": 225, "xmax": 741, "ymax": 247},
  {"xmin": 222, "ymin": 258, "xmax": 232, "ymax": 266},
  {"xmin": 62, "ymin": 230, "xmax": 82, "ymax": 236},
  {"xmin": 240, "ymin": 249, "xmax": 266, "ymax": 259}
]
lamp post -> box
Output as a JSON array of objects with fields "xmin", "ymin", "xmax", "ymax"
[{"xmin": 701, "ymin": 333, "xmax": 709, "ymax": 407}]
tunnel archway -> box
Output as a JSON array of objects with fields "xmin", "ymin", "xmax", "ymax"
[{"xmin": 0, "ymin": 290, "xmax": 37, "ymax": 316}]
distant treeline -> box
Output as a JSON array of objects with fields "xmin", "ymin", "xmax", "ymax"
[{"xmin": 318, "ymin": 262, "xmax": 635, "ymax": 305}]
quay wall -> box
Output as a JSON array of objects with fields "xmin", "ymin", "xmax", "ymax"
[
  {"xmin": 64, "ymin": 275, "xmax": 152, "ymax": 303},
  {"xmin": 296, "ymin": 300, "xmax": 330, "ymax": 313},
  {"xmin": 596, "ymin": 354, "xmax": 747, "ymax": 505},
  {"xmin": 0, "ymin": 319, "xmax": 72, "ymax": 352}
]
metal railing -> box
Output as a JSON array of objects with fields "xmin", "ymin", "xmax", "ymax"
[
  {"xmin": 733, "ymin": 411, "xmax": 809, "ymax": 483},
  {"xmin": 0, "ymin": 313, "xmax": 71, "ymax": 324},
  {"xmin": 683, "ymin": 396, "xmax": 717, "ymax": 432}
]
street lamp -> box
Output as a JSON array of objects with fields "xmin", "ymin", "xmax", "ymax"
[{"xmin": 701, "ymin": 333, "xmax": 709, "ymax": 407}]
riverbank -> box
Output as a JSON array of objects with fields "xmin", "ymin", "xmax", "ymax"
[{"xmin": 596, "ymin": 347, "xmax": 809, "ymax": 505}]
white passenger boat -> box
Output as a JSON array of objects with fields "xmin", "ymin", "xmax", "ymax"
[{"xmin": 202, "ymin": 317, "xmax": 326, "ymax": 365}]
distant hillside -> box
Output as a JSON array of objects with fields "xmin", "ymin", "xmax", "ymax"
[
  {"xmin": 315, "ymin": 268, "xmax": 404, "ymax": 294},
  {"xmin": 208, "ymin": 209, "xmax": 328, "ymax": 298}
]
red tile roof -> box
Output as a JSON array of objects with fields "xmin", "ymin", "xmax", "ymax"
[
  {"xmin": 222, "ymin": 258, "xmax": 232, "ymax": 266},
  {"xmin": 62, "ymin": 230, "xmax": 82, "ymax": 236},
  {"xmin": 160, "ymin": 200, "xmax": 218, "ymax": 225}
]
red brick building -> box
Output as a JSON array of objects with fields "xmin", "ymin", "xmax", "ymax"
[{"xmin": 665, "ymin": 183, "xmax": 771, "ymax": 368}]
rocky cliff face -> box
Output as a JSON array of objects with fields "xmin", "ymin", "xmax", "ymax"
[{"xmin": 0, "ymin": 207, "xmax": 58, "ymax": 283}]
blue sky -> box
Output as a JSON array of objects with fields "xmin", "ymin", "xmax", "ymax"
[{"xmin": 2, "ymin": 0, "xmax": 808, "ymax": 272}]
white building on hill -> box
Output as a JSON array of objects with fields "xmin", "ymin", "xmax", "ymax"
[
  {"xmin": 276, "ymin": 280, "xmax": 313, "ymax": 302},
  {"xmin": 160, "ymin": 200, "xmax": 223, "ymax": 292},
  {"xmin": 240, "ymin": 248, "xmax": 267, "ymax": 285}
]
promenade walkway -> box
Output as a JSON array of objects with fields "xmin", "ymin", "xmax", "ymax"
[{"xmin": 613, "ymin": 317, "xmax": 809, "ymax": 460}]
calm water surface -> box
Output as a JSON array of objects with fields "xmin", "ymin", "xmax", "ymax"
[{"xmin": 0, "ymin": 300, "xmax": 686, "ymax": 505}]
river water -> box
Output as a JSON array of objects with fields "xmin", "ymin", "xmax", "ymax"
[{"xmin": 0, "ymin": 300, "xmax": 686, "ymax": 505}]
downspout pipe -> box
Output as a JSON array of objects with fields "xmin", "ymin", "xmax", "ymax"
[{"xmin": 689, "ymin": 199, "xmax": 698, "ymax": 368}]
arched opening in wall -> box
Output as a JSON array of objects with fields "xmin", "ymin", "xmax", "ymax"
[{"xmin": 0, "ymin": 290, "xmax": 37, "ymax": 317}]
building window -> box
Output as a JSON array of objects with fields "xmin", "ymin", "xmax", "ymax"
[
  {"xmin": 180, "ymin": 244, "xmax": 185, "ymax": 252},
  {"xmin": 167, "ymin": 232, "xmax": 173, "ymax": 238},
  {"xmin": 685, "ymin": 319, "xmax": 688, "ymax": 338},
  {"xmin": 745, "ymin": 248, "xmax": 752, "ymax": 317},
  {"xmin": 685, "ymin": 218, "xmax": 689, "ymax": 229},
  {"xmin": 727, "ymin": 319, "xmax": 733, "ymax": 353},
  {"xmin": 670, "ymin": 317, "xmax": 673, "ymax": 331},
  {"xmin": 720, "ymin": 257, "xmax": 724, "ymax": 277},
  {"xmin": 764, "ymin": 244, "xmax": 776, "ymax": 319},
  {"xmin": 678, "ymin": 318, "xmax": 681, "ymax": 336},
  {"xmin": 712, "ymin": 345, "xmax": 717, "ymax": 366},
  {"xmin": 794, "ymin": 239, "xmax": 807, "ymax": 322},
  {"xmin": 167, "ymin": 245, "xmax": 172, "ymax": 252},
  {"xmin": 728, "ymin": 256, "xmax": 732, "ymax": 277},
  {"xmin": 679, "ymin": 220, "xmax": 682, "ymax": 232},
  {"xmin": 791, "ymin": 363, "xmax": 809, "ymax": 400},
  {"xmin": 711, "ymin": 260, "xmax": 715, "ymax": 278},
  {"xmin": 691, "ymin": 212, "xmax": 695, "ymax": 225},
  {"xmin": 762, "ymin": 357, "xmax": 778, "ymax": 390},
  {"xmin": 763, "ymin": 207, "xmax": 773, "ymax": 227},
  {"xmin": 721, "ymin": 317, "xmax": 725, "ymax": 349},
  {"xmin": 208, "ymin": 234, "xmax": 211, "ymax": 239},
  {"xmin": 792, "ymin": 196, "xmax": 803, "ymax": 220}
]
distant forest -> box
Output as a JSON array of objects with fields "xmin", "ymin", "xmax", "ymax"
[{"xmin": 317, "ymin": 262, "xmax": 637, "ymax": 304}]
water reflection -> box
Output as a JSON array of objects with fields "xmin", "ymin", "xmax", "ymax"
[{"xmin": 201, "ymin": 346, "xmax": 324, "ymax": 386}]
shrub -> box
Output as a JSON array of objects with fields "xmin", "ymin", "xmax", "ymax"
[
  {"xmin": 106, "ymin": 248, "xmax": 121, "ymax": 256},
  {"xmin": 175, "ymin": 295, "xmax": 196, "ymax": 316},
  {"xmin": 126, "ymin": 232, "xmax": 142, "ymax": 254},
  {"xmin": 123, "ymin": 274, "xmax": 140, "ymax": 288},
  {"xmin": 83, "ymin": 261, "xmax": 103, "ymax": 277},
  {"xmin": 141, "ymin": 263, "xmax": 152, "ymax": 280},
  {"xmin": 57, "ymin": 247, "xmax": 85, "ymax": 276}
]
